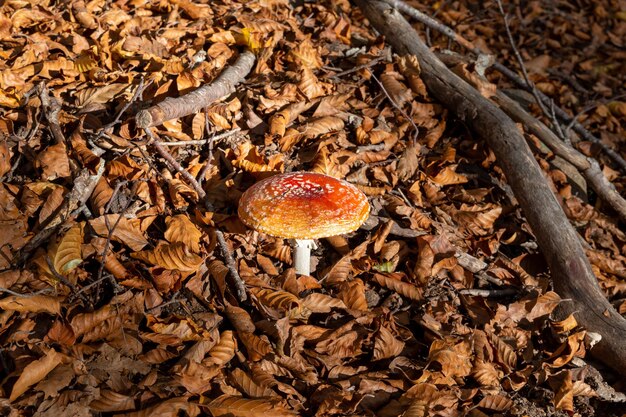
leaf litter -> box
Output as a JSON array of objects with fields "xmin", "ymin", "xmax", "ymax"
[{"xmin": 0, "ymin": 0, "xmax": 625, "ymax": 416}]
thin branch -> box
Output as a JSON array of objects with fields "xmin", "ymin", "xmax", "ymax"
[
  {"xmin": 158, "ymin": 128, "xmax": 241, "ymax": 146},
  {"xmin": 329, "ymin": 56, "xmax": 386, "ymax": 79},
  {"xmin": 145, "ymin": 128, "xmax": 207, "ymax": 201},
  {"xmin": 215, "ymin": 230, "xmax": 248, "ymax": 302},
  {"xmin": 136, "ymin": 49, "xmax": 256, "ymax": 129},
  {"xmin": 494, "ymin": 0, "xmax": 568, "ymax": 143},
  {"xmin": 459, "ymin": 288, "xmax": 518, "ymax": 297}
]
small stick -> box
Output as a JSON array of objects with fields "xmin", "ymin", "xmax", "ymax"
[
  {"xmin": 459, "ymin": 288, "xmax": 518, "ymax": 298},
  {"xmin": 158, "ymin": 128, "xmax": 241, "ymax": 147},
  {"xmin": 136, "ymin": 50, "xmax": 256, "ymax": 129},
  {"xmin": 145, "ymin": 129, "xmax": 207, "ymax": 201},
  {"xmin": 369, "ymin": 71, "xmax": 419, "ymax": 142},
  {"xmin": 96, "ymin": 77, "xmax": 149, "ymax": 141},
  {"xmin": 37, "ymin": 83, "xmax": 65, "ymax": 145},
  {"xmin": 215, "ymin": 230, "xmax": 248, "ymax": 302},
  {"xmin": 494, "ymin": 0, "xmax": 567, "ymax": 143},
  {"xmin": 329, "ymin": 56, "xmax": 386, "ymax": 79}
]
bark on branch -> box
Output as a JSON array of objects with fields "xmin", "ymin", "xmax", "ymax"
[
  {"xmin": 355, "ymin": 0, "xmax": 626, "ymax": 374},
  {"xmin": 136, "ymin": 50, "xmax": 256, "ymax": 129}
]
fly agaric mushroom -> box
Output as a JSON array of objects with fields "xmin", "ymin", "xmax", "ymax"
[{"xmin": 238, "ymin": 172, "xmax": 370, "ymax": 276}]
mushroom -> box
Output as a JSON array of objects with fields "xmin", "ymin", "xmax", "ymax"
[{"xmin": 238, "ymin": 172, "xmax": 370, "ymax": 276}]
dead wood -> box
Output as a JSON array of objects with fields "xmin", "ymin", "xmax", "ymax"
[
  {"xmin": 356, "ymin": 0, "xmax": 626, "ymax": 374},
  {"xmin": 381, "ymin": 0, "xmax": 626, "ymax": 173},
  {"xmin": 136, "ymin": 50, "xmax": 256, "ymax": 129},
  {"xmin": 492, "ymin": 91, "xmax": 626, "ymax": 223}
]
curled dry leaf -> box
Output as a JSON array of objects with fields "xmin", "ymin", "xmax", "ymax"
[
  {"xmin": 251, "ymin": 287, "xmax": 301, "ymax": 311},
  {"xmin": 118, "ymin": 397, "xmax": 200, "ymax": 417},
  {"xmin": 90, "ymin": 390, "xmax": 136, "ymax": 412},
  {"xmin": 205, "ymin": 330, "xmax": 237, "ymax": 366},
  {"xmin": 229, "ymin": 368, "xmax": 277, "ymax": 398},
  {"xmin": 373, "ymin": 325, "xmax": 405, "ymax": 361},
  {"xmin": 380, "ymin": 72, "xmax": 413, "ymax": 109},
  {"xmin": 132, "ymin": 242, "xmax": 204, "ymax": 273},
  {"xmin": 476, "ymin": 394, "xmax": 513, "ymax": 412},
  {"xmin": 337, "ymin": 279, "xmax": 368, "ymax": 311},
  {"xmin": 52, "ymin": 222, "xmax": 84, "ymax": 275},
  {"xmin": 10, "ymin": 348, "xmax": 62, "ymax": 402},
  {"xmin": 300, "ymin": 292, "xmax": 347, "ymax": 313}
]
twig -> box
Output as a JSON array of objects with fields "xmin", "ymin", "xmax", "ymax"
[
  {"xmin": 145, "ymin": 129, "xmax": 207, "ymax": 201},
  {"xmin": 158, "ymin": 128, "xmax": 241, "ymax": 147},
  {"xmin": 494, "ymin": 0, "xmax": 568, "ymax": 143},
  {"xmin": 215, "ymin": 230, "xmax": 248, "ymax": 302},
  {"xmin": 459, "ymin": 288, "xmax": 518, "ymax": 297},
  {"xmin": 369, "ymin": 71, "xmax": 419, "ymax": 142},
  {"xmin": 96, "ymin": 77, "xmax": 149, "ymax": 141},
  {"xmin": 136, "ymin": 49, "xmax": 256, "ymax": 128},
  {"xmin": 0, "ymin": 288, "xmax": 53, "ymax": 297},
  {"xmin": 381, "ymin": 0, "xmax": 626, "ymax": 173},
  {"xmin": 37, "ymin": 83, "xmax": 66, "ymax": 145},
  {"xmin": 329, "ymin": 56, "xmax": 386, "ymax": 79},
  {"xmin": 195, "ymin": 111, "xmax": 215, "ymax": 187},
  {"xmin": 13, "ymin": 160, "xmax": 105, "ymax": 265}
]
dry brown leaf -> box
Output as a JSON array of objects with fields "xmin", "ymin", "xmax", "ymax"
[
  {"xmin": 0, "ymin": 294, "xmax": 61, "ymax": 315},
  {"xmin": 205, "ymin": 330, "xmax": 237, "ymax": 366},
  {"xmin": 205, "ymin": 394, "xmax": 297, "ymax": 417},
  {"xmin": 118, "ymin": 397, "xmax": 200, "ymax": 417},
  {"xmin": 300, "ymin": 292, "xmax": 347, "ymax": 313},
  {"xmin": 431, "ymin": 165, "xmax": 468, "ymax": 186},
  {"xmin": 36, "ymin": 142, "xmax": 71, "ymax": 180},
  {"xmin": 90, "ymin": 214, "xmax": 149, "ymax": 252},
  {"xmin": 229, "ymin": 368, "xmax": 277, "ymax": 398},
  {"xmin": 380, "ymin": 72, "xmax": 413, "ymax": 108},
  {"xmin": 90, "ymin": 390, "xmax": 136, "ymax": 412},
  {"xmin": 0, "ymin": 140, "xmax": 11, "ymax": 177},
  {"xmin": 337, "ymin": 279, "xmax": 368, "ymax": 311},
  {"xmin": 251, "ymin": 287, "xmax": 301, "ymax": 311},
  {"xmin": 372, "ymin": 272, "xmax": 423, "ymax": 301},
  {"xmin": 10, "ymin": 349, "xmax": 62, "ymax": 402},
  {"xmin": 476, "ymin": 394, "xmax": 513, "ymax": 411}
]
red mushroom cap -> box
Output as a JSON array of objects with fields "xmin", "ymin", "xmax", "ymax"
[{"xmin": 238, "ymin": 172, "xmax": 370, "ymax": 239}]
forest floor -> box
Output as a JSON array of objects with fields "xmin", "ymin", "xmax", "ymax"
[{"xmin": 1, "ymin": 0, "xmax": 625, "ymax": 416}]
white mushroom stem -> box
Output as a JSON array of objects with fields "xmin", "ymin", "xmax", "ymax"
[{"xmin": 291, "ymin": 239, "xmax": 318, "ymax": 276}]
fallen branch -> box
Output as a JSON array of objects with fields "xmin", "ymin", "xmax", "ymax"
[
  {"xmin": 136, "ymin": 50, "xmax": 256, "ymax": 129},
  {"xmin": 158, "ymin": 128, "xmax": 241, "ymax": 146},
  {"xmin": 380, "ymin": 0, "xmax": 626, "ymax": 173},
  {"xmin": 356, "ymin": 0, "xmax": 626, "ymax": 374},
  {"xmin": 493, "ymin": 91, "xmax": 626, "ymax": 223}
]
